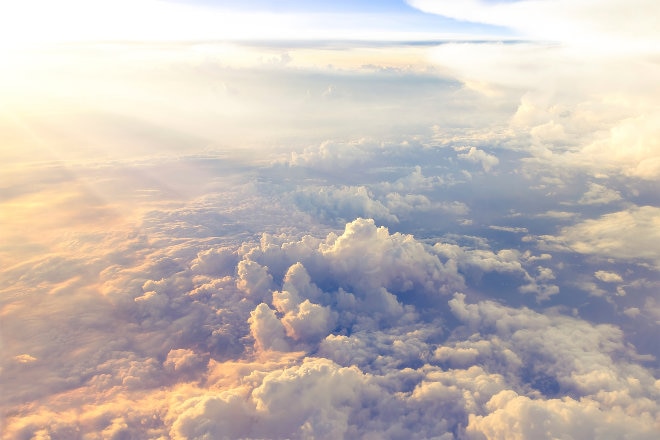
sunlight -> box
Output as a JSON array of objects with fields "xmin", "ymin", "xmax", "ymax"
[{"xmin": 0, "ymin": 0, "xmax": 316, "ymax": 48}]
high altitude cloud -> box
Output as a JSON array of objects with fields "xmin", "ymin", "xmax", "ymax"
[{"xmin": 407, "ymin": 0, "xmax": 660, "ymax": 49}]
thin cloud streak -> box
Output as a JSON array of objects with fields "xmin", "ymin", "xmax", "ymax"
[{"xmin": 408, "ymin": 0, "xmax": 660, "ymax": 51}]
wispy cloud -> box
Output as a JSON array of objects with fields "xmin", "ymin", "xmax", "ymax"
[{"xmin": 408, "ymin": 0, "xmax": 660, "ymax": 50}]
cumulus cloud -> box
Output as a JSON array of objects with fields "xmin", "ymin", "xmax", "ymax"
[
  {"xmin": 289, "ymin": 139, "xmax": 375, "ymax": 171},
  {"xmin": 458, "ymin": 147, "xmax": 500, "ymax": 172},
  {"xmin": 240, "ymin": 219, "xmax": 464, "ymax": 326},
  {"xmin": 249, "ymin": 303, "xmax": 292, "ymax": 352},
  {"xmin": 578, "ymin": 113, "xmax": 660, "ymax": 180},
  {"xmin": 293, "ymin": 185, "xmax": 400, "ymax": 225},
  {"xmin": 4, "ymin": 205, "xmax": 660, "ymax": 438},
  {"xmin": 541, "ymin": 206, "xmax": 660, "ymax": 268},
  {"xmin": 465, "ymin": 389, "xmax": 659, "ymax": 440},
  {"xmin": 433, "ymin": 244, "xmax": 559, "ymax": 301}
]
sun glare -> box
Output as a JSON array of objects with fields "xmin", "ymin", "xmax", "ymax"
[{"xmin": 0, "ymin": 0, "xmax": 312, "ymax": 50}]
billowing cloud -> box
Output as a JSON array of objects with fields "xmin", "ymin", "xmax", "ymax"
[
  {"xmin": 465, "ymin": 389, "xmax": 659, "ymax": 440},
  {"xmin": 4, "ymin": 195, "xmax": 659, "ymax": 439},
  {"xmin": 540, "ymin": 206, "xmax": 660, "ymax": 268},
  {"xmin": 293, "ymin": 185, "xmax": 400, "ymax": 225},
  {"xmin": 458, "ymin": 146, "xmax": 500, "ymax": 172}
]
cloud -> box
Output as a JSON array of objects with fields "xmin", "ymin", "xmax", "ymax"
[
  {"xmin": 578, "ymin": 113, "xmax": 660, "ymax": 180},
  {"xmin": 170, "ymin": 392, "xmax": 255, "ymax": 440},
  {"xmin": 433, "ymin": 243, "xmax": 559, "ymax": 301},
  {"xmin": 2, "ymin": 34, "xmax": 659, "ymax": 440},
  {"xmin": 289, "ymin": 139, "xmax": 375, "ymax": 171},
  {"xmin": 578, "ymin": 182, "xmax": 622, "ymax": 205},
  {"xmin": 13, "ymin": 354, "xmax": 37, "ymax": 364},
  {"xmin": 293, "ymin": 185, "xmax": 400, "ymax": 225},
  {"xmin": 540, "ymin": 206, "xmax": 660, "ymax": 268},
  {"xmin": 238, "ymin": 218, "xmax": 464, "ymax": 340},
  {"xmin": 407, "ymin": 0, "xmax": 660, "ymax": 50},
  {"xmin": 489, "ymin": 226, "xmax": 528, "ymax": 234},
  {"xmin": 458, "ymin": 147, "xmax": 500, "ymax": 172},
  {"xmin": 4, "ymin": 205, "xmax": 660, "ymax": 438},
  {"xmin": 594, "ymin": 270, "xmax": 624, "ymax": 283},
  {"xmin": 417, "ymin": 33, "xmax": 660, "ymax": 185},
  {"xmin": 286, "ymin": 146, "xmax": 471, "ymax": 226},
  {"xmin": 375, "ymin": 165, "xmax": 445, "ymax": 193},
  {"xmin": 249, "ymin": 303, "xmax": 292, "ymax": 352},
  {"xmin": 465, "ymin": 389, "xmax": 660, "ymax": 440},
  {"xmin": 385, "ymin": 193, "xmax": 469, "ymax": 219},
  {"xmin": 237, "ymin": 260, "xmax": 275, "ymax": 302},
  {"xmin": 447, "ymin": 293, "xmax": 659, "ymax": 399}
]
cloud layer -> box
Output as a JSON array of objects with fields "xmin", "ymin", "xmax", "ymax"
[{"xmin": 2, "ymin": 24, "xmax": 659, "ymax": 439}]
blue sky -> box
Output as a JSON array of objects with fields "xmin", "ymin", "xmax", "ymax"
[
  {"xmin": 166, "ymin": 0, "xmax": 519, "ymax": 12},
  {"xmin": 164, "ymin": 0, "xmax": 516, "ymax": 36},
  {"xmin": 167, "ymin": 0, "xmax": 415, "ymax": 12}
]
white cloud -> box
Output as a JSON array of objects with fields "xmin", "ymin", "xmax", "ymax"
[
  {"xmin": 236, "ymin": 260, "xmax": 275, "ymax": 303},
  {"xmin": 573, "ymin": 280, "xmax": 607, "ymax": 297},
  {"xmin": 4, "ymin": 207, "xmax": 659, "ymax": 438},
  {"xmin": 289, "ymin": 139, "xmax": 375, "ymax": 171},
  {"xmin": 542, "ymin": 206, "xmax": 660, "ymax": 268},
  {"xmin": 447, "ymin": 293, "xmax": 659, "ymax": 399},
  {"xmin": 433, "ymin": 244, "xmax": 559, "ymax": 300},
  {"xmin": 407, "ymin": 0, "xmax": 660, "ymax": 50},
  {"xmin": 465, "ymin": 389, "xmax": 659, "ymax": 440},
  {"xmin": 170, "ymin": 392, "xmax": 255, "ymax": 440},
  {"xmin": 2, "ymin": 33, "xmax": 659, "ymax": 440},
  {"xmin": 375, "ymin": 166, "xmax": 445, "ymax": 193},
  {"xmin": 249, "ymin": 303, "xmax": 291, "ymax": 352},
  {"xmin": 164, "ymin": 348, "xmax": 207, "ymax": 375},
  {"xmin": 293, "ymin": 185, "xmax": 400, "ymax": 225},
  {"xmin": 13, "ymin": 354, "xmax": 38, "ymax": 364},
  {"xmin": 594, "ymin": 270, "xmax": 624, "ymax": 283},
  {"xmin": 579, "ymin": 182, "xmax": 622, "ymax": 205},
  {"xmin": 385, "ymin": 193, "xmax": 469, "ymax": 218},
  {"xmin": 458, "ymin": 146, "xmax": 500, "ymax": 172},
  {"xmin": 578, "ymin": 113, "xmax": 660, "ymax": 180},
  {"xmin": 434, "ymin": 244, "xmax": 526, "ymax": 275}
]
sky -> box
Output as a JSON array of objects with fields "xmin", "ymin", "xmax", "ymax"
[{"xmin": 1, "ymin": 1, "xmax": 660, "ymax": 439}]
